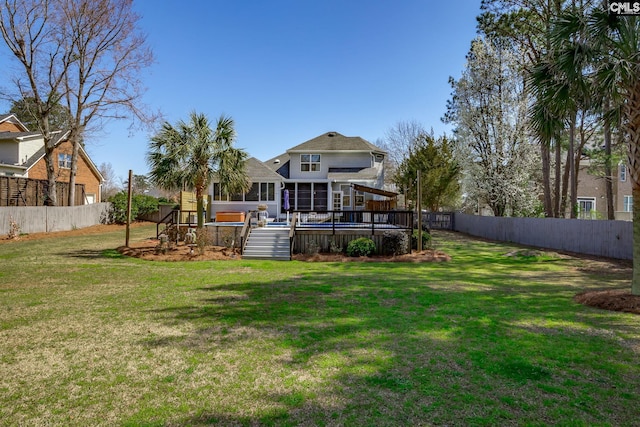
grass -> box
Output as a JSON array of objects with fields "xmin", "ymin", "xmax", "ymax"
[{"xmin": 0, "ymin": 224, "xmax": 638, "ymax": 426}]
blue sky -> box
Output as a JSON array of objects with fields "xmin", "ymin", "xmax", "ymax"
[{"xmin": 1, "ymin": 0, "xmax": 482, "ymax": 181}]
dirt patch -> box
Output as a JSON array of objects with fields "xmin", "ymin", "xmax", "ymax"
[
  {"xmin": 0, "ymin": 222, "xmax": 148, "ymax": 244},
  {"xmin": 575, "ymin": 289, "xmax": 640, "ymax": 315},
  {"xmin": 117, "ymin": 240, "xmax": 240, "ymax": 262}
]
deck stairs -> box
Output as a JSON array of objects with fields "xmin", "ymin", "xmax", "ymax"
[{"xmin": 242, "ymin": 226, "xmax": 291, "ymax": 261}]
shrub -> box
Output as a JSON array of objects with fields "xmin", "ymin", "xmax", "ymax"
[
  {"xmin": 305, "ymin": 240, "xmax": 320, "ymax": 255},
  {"xmin": 412, "ymin": 229, "xmax": 432, "ymax": 251},
  {"xmin": 108, "ymin": 191, "xmax": 159, "ymax": 224},
  {"xmin": 346, "ymin": 237, "xmax": 376, "ymax": 257},
  {"xmin": 382, "ymin": 230, "xmax": 409, "ymax": 256},
  {"xmin": 329, "ymin": 238, "xmax": 343, "ymax": 254}
]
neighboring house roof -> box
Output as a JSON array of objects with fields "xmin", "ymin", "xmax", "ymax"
[
  {"xmin": 287, "ymin": 131, "xmax": 386, "ymax": 154},
  {"xmin": 23, "ymin": 141, "xmax": 104, "ymax": 183},
  {"xmin": 0, "ymin": 125, "xmax": 103, "ymax": 183},
  {"xmin": 0, "ymin": 131, "xmax": 41, "ymax": 140},
  {"xmin": 0, "ymin": 113, "xmax": 29, "ymax": 131}
]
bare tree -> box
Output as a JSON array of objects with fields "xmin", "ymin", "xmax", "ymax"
[
  {"xmin": 379, "ymin": 120, "xmax": 426, "ymax": 186},
  {"xmin": 59, "ymin": 0, "xmax": 155, "ymax": 205},
  {"xmin": 98, "ymin": 161, "xmax": 120, "ymax": 199},
  {"xmin": 0, "ymin": 0, "xmax": 155, "ymax": 205},
  {"xmin": 1, "ymin": 0, "xmax": 68, "ymax": 205}
]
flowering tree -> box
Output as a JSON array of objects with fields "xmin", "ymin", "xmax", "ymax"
[{"xmin": 445, "ymin": 37, "xmax": 540, "ymax": 216}]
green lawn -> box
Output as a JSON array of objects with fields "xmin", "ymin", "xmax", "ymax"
[{"xmin": 0, "ymin": 225, "xmax": 638, "ymax": 426}]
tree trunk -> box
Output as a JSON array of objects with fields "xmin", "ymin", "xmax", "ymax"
[
  {"xmin": 554, "ymin": 138, "xmax": 562, "ymax": 217},
  {"xmin": 569, "ymin": 115, "xmax": 577, "ymax": 219},
  {"xmin": 44, "ymin": 145, "xmax": 58, "ymax": 206},
  {"xmin": 67, "ymin": 135, "xmax": 81, "ymax": 206},
  {"xmin": 633, "ymin": 183, "xmax": 640, "ymax": 295},
  {"xmin": 604, "ymin": 101, "xmax": 615, "ymax": 220},
  {"xmin": 541, "ymin": 142, "xmax": 553, "ymax": 217},
  {"xmin": 196, "ymin": 186, "xmax": 205, "ymax": 229},
  {"xmin": 627, "ymin": 83, "xmax": 640, "ymax": 295},
  {"xmin": 560, "ymin": 147, "xmax": 571, "ymax": 218}
]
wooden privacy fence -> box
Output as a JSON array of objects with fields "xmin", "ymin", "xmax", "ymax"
[
  {"xmin": 0, "ymin": 176, "xmax": 85, "ymax": 206},
  {"xmin": 0, "ymin": 203, "xmax": 111, "ymax": 234},
  {"xmin": 454, "ymin": 213, "xmax": 632, "ymax": 260}
]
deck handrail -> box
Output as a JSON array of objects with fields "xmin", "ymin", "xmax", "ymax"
[
  {"xmin": 240, "ymin": 210, "xmax": 254, "ymax": 254},
  {"xmin": 292, "ymin": 209, "xmax": 413, "ymax": 233},
  {"xmin": 156, "ymin": 209, "xmax": 201, "ymax": 238}
]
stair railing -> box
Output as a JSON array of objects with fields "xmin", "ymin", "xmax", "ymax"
[{"xmin": 240, "ymin": 210, "xmax": 254, "ymax": 255}]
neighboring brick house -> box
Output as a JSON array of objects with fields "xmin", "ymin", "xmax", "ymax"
[
  {"xmin": 0, "ymin": 113, "xmax": 103, "ymax": 204},
  {"xmin": 577, "ymin": 159, "xmax": 632, "ymax": 220},
  {"xmin": 209, "ymin": 131, "xmax": 392, "ymax": 220}
]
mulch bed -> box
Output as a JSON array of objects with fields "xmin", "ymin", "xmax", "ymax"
[{"xmin": 574, "ymin": 289, "xmax": 640, "ymax": 315}]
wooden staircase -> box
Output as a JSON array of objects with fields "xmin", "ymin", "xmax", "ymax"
[{"xmin": 242, "ymin": 227, "xmax": 291, "ymax": 261}]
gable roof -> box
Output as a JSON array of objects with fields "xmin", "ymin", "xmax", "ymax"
[
  {"xmin": 243, "ymin": 156, "xmax": 284, "ymax": 181},
  {"xmin": 287, "ymin": 132, "xmax": 385, "ymax": 154},
  {"xmin": 0, "ymin": 113, "xmax": 29, "ymax": 132}
]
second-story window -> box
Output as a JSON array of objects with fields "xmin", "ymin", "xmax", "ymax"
[
  {"xmin": 58, "ymin": 154, "xmax": 72, "ymax": 169},
  {"xmin": 301, "ymin": 154, "xmax": 320, "ymax": 172},
  {"xmin": 620, "ymin": 163, "xmax": 627, "ymax": 182}
]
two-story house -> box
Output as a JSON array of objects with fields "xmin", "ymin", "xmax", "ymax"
[
  {"xmin": 577, "ymin": 158, "xmax": 632, "ymax": 220},
  {"xmin": 0, "ymin": 113, "xmax": 104, "ymax": 205},
  {"xmin": 209, "ymin": 131, "xmax": 393, "ymax": 221}
]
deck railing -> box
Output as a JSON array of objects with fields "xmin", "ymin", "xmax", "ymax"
[{"xmin": 292, "ymin": 210, "xmax": 413, "ymax": 234}]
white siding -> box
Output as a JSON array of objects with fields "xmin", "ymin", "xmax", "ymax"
[
  {"xmin": 17, "ymin": 137, "xmax": 44, "ymax": 164},
  {"xmin": 288, "ymin": 152, "xmax": 372, "ymax": 180}
]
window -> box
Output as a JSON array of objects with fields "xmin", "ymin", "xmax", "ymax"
[
  {"xmin": 620, "ymin": 163, "xmax": 627, "ymax": 182},
  {"xmin": 624, "ymin": 195, "xmax": 633, "ymax": 212},
  {"xmin": 58, "ymin": 154, "xmax": 72, "ymax": 169},
  {"xmin": 577, "ymin": 197, "xmax": 596, "ymax": 219},
  {"xmin": 340, "ymin": 184, "xmax": 351, "ymax": 208},
  {"xmin": 245, "ymin": 183, "xmax": 259, "ymax": 201},
  {"xmin": 214, "ymin": 181, "xmax": 275, "ymax": 202},
  {"xmin": 301, "ymin": 154, "xmax": 320, "ymax": 172},
  {"xmin": 355, "ymin": 191, "xmax": 365, "ymax": 208},
  {"xmin": 260, "ymin": 183, "xmax": 275, "ymax": 201}
]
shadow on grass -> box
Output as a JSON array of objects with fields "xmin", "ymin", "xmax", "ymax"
[
  {"xmin": 139, "ymin": 255, "xmax": 638, "ymax": 426},
  {"xmin": 57, "ymin": 248, "xmax": 125, "ymax": 259}
]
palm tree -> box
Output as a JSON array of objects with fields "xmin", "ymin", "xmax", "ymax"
[
  {"xmin": 556, "ymin": 4, "xmax": 640, "ymax": 293},
  {"xmin": 147, "ymin": 112, "xmax": 249, "ymax": 228}
]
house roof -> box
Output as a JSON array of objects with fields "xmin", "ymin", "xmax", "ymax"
[
  {"xmin": 244, "ymin": 156, "xmax": 284, "ymax": 181},
  {"xmin": 0, "ymin": 131, "xmax": 41, "ymax": 140},
  {"xmin": 287, "ymin": 131, "xmax": 385, "ymax": 154},
  {"xmin": 0, "ymin": 113, "xmax": 29, "ymax": 131},
  {"xmin": 327, "ymin": 166, "xmax": 379, "ymax": 181}
]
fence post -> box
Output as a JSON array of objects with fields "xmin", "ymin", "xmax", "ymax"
[{"xmin": 125, "ymin": 170, "xmax": 133, "ymax": 247}]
